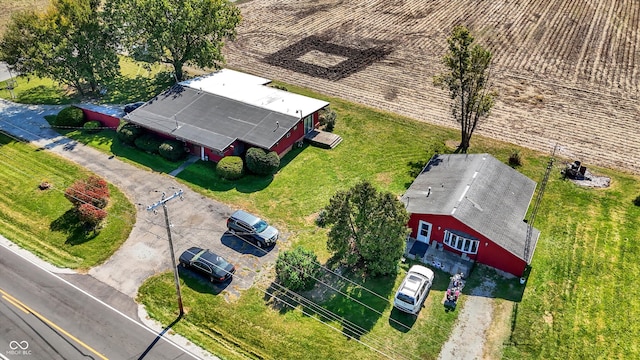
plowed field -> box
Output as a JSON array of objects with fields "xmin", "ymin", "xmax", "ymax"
[{"xmin": 224, "ymin": 0, "xmax": 640, "ymax": 174}]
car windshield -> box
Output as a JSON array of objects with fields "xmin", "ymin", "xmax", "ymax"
[
  {"xmin": 396, "ymin": 293, "xmax": 415, "ymax": 305},
  {"xmin": 254, "ymin": 220, "xmax": 268, "ymax": 233}
]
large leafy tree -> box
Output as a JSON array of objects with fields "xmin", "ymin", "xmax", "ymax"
[
  {"xmin": 0, "ymin": 0, "xmax": 120, "ymax": 95},
  {"xmin": 322, "ymin": 180, "xmax": 409, "ymax": 277},
  {"xmin": 433, "ymin": 25, "xmax": 496, "ymax": 153},
  {"xmin": 104, "ymin": 0, "xmax": 241, "ymax": 82}
]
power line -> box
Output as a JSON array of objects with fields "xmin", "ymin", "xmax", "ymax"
[
  {"xmin": 172, "ymin": 228, "xmax": 454, "ymax": 360},
  {"xmin": 0, "ymin": 110, "xmax": 447, "ymax": 358},
  {"xmin": 176, "ymin": 246, "xmax": 413, "ymax": 360}
]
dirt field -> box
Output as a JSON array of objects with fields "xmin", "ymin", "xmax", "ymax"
[{"xmin": 224, "ymin": 0, "xmax": 640, "ymax": 174}]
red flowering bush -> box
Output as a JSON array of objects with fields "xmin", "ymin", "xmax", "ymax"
[
  {"xmin": 77, "ymin": 203, "xmax": 107, "ymax": 228},
  {"xmin": 64, "ymin": 176, "xmax": 110, "ymax": 209}
]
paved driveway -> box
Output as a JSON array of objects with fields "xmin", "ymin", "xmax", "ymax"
[{"xmin": 0, "ymin": 99, "xmax": 279, "ymax": 298}]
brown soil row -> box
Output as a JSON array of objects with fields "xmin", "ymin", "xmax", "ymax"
[{"xmin": 224, "ymin": 0, "xmax": 640, "ymax": 174}]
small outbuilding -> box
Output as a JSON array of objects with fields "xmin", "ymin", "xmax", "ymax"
[{"xmin": 401, "ymin": 153, "xmax": 540, "ymax": 277}]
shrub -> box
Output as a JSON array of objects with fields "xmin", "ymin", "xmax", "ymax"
[
  {"xmin": 55, "ymin": 106, "xmax": 85, "ymax": 127},
  {"xmin": 634, "ymin": 195, "xmax": 640, "ymax": 207},
  {"xmin": 117, "ymin": 123, "xmax": 143, "ymax": 144},
  {"xmin": 216, "ymin": 156, "xmax": 244, "ymax": 180},
  {"xmin": 134, "ymin": 133, "xmax": 163, "ymax": 153},
  {"xmin": 83, "ymin": 120, "xmax": 101, "ymax": 133},
  {"xmin": 158, "ymin": 139, "xmax": 186, "ymax": 161},
  {"xmin": 64, "ymin": 175, "xmax": 110, "ymax": 209},
  {"xmin": 245, "ymin": 147, "xmax": 280, "ymax": 175},
  {"xmin": 319, "ymin": 107, "xmax": 337, "ymax": 132},
  {"xmin": 508, "ymin": 150, "xmax": 522, "ymax": 167},
  {"xmin": 275, "ymin": 247, "xmax": 321, "ymax": 291},
  {"xmin": 315, "ymin": 209, "xmax": 327, "ymax": 227},
  {"xmin": 77, "ymin": 203, "xmax": 107, "ymax": 228}
]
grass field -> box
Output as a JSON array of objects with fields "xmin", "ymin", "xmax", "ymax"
[
  {"xmin": 138, "ymin": 83, "xmax": 640, "ymax": 359},
  {"xmin": 1, "ymin": 2, "xmax": 640, "ymax": 357},
  {"xmin": 0, "ymin": 132, "xmax": 136, "ymax": 269},
  {"xmin": 3, "ymin": 73, "xmax": 639, "ymax": 358},
  {"xmin": 0, "ymin": 57, "xmax": 174, "ymax": 105}
]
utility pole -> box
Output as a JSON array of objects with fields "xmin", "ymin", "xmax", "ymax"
[{"xmin": 147, "ymin": 189, "xmax": 184, "ymax": 315}]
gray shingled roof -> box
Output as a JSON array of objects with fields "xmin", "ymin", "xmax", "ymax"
[
  {"xmin": 124, "ymin": 85, "xmax": 300, "ymax": 151},
  {"xmin": 401, "ymin": 154, "xmax": 540, "ymax": 263}
]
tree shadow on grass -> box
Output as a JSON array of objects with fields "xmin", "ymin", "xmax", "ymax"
[
  {"xmin": 101, "ymin": 71, "xmax": 175, "ymax": 104},
  {"xmin": 15, "ymin": 85, "xmax": 79, "ymax": 105},
  {"xmin": 263, "ymin": 268, "xmax": 397, "ymax": 340},
  {"xmin": 50, "ymin": 209, "xmax": 99, "ymax": 245}
]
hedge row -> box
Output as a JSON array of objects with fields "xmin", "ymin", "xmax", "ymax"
[{"xmin": 116, "ymin": 122, "xmax": 186, "ymax": 161}]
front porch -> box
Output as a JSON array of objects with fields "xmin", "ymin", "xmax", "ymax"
[
  {"xmin": 304, "ymin": 129, "xmax": 343, "ymax": 149},
  {"xmin": 404, "ymin": 237, "xmax": 474, "ymax": 276}
]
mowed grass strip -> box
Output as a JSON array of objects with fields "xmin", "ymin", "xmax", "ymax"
[
  {"xmin": 503, "ymin": 169, "xmax": 640, "ymax": 359},
  {"xmin": 57, "ymin": 123, "xmax": 185, "ymax": 175},
  {"xmin": 0, "ymin": 133, "xmax": 135, "ymax": 270}
]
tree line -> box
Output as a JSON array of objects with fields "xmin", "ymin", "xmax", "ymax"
[{"xmin": 0, "ymin": 0, "xmax": 241, "ymax": 96}]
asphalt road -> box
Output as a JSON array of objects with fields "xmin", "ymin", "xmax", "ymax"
[{"xmin": 0, "ymin": 243, "xmax": 200, "ymax": 360}]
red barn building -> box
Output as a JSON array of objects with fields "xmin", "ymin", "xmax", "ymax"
[
  {"xmin": 401, "ymin": 154, "xmax": 540, "ymax": 277},
  {"xmin": 124, "ymin": 69, "xmax": 329, "ymax": 162}
]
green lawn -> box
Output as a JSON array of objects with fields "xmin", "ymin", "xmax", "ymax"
[
  {"xmin": 0, "ymin": 133, "xmax": 136, "ymax": 269},
  {"xmin": 53, "ymin": 118, "xmax": 185, "ymax": 175},
  {"xmin": 503, "ymin": 167, "xmax": 640, "ymax": 359},
  {"xmin": 0, "ymin": 57, "xmax": 173, "ymax": 105},
  {"xmin": 1, "ymin": 67, "xmax": 639, "ymax": 359}
]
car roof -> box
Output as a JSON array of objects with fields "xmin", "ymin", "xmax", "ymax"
[
  {"xmin": 230, "ymin": 209, "xmax": 261, "ymax": 225},
  {"xmin": 198, "ymin": 249, "xmax": 225, "ymax": 265},
  {"xmin": 408, "ymin": 265, "xmax": 434, "ymax": 280},
  {"xmin": 181, "ymin": 246, "xmax": 205, "ymax": 262},
  {"xmin": 398, "ymin": 265, "xmax": 434, "ymax": 296},
  {"xmin": 399, "ymin": 274, "xmax": 423, "ymax": 296}
]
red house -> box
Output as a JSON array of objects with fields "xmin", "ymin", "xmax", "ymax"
[
  {"xmin": 401, "ymin": 154, "xmax": 540, "ymax": 277},
  {"xmin": 124, "ymin": 69, "xmax": 330, "ymax": 162}
]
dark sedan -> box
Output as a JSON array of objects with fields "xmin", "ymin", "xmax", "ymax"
[{"xmin": 179, "ymin": 247, "xmax": 235, "ymax": 283}]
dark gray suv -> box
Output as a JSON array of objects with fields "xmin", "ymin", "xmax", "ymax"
[{"xmin": 227, "ymin": 210, "xmax": 279, "ymax": 248}]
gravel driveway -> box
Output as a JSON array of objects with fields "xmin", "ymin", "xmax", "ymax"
[{"xmin": 0, "ymin": 99, "xmax": 279, "ymax": 298}]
